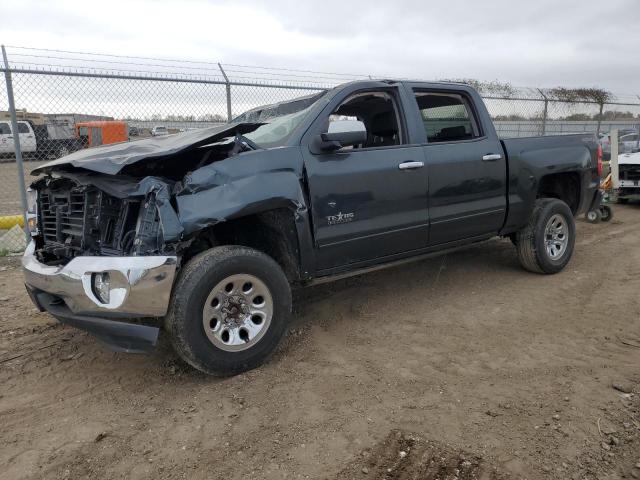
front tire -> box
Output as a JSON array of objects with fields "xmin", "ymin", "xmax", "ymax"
[
  {"xmin": 165, "ymin": 246, "xmax": 292, "ymax": 376},
  {"xmin": 516, "ymin": 198, "xmax": 576, "ymax": 274}
]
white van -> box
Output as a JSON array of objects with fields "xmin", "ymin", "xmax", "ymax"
[{"xmin": 0, "ymin": 120, "xmax": 38, "ymax": 156}]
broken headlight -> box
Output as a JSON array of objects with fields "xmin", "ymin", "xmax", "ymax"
[{"xmin": 26, "ymin": 188, "xmax": 38, "ymax": 236}]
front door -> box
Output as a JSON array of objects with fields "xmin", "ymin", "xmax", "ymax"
[{"xmin": 302, "ymin": 87, "xmax": 429, "ymax": 270}]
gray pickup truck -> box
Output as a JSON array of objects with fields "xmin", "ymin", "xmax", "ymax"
[{"xmin": 22, "ymin": 80, "xmax": 602, "ymax": 375}]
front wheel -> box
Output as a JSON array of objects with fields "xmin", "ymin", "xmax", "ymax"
[
  {"xmin": 165, "ymin": 246, "xmax": 292, "ymax": 376},
  {"xmin": 516, "ymin": 198, "xmax": 576, "ymax": 274}
]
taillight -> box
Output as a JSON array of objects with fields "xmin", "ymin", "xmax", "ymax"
[{"xmin": 597, "ymin": 144, "xmax": 603, "ymax": 176}]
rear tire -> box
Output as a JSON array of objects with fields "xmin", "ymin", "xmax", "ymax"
[
  {"xmin": 516, "ymin": 198, "xmax": 576, "ymax": 274},
  {"xmin": 165, "ymin": 246, "xmax": 292, "ymax": 376}
]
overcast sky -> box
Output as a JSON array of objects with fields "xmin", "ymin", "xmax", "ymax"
[{"xmin": 2, "ymin": 0, "xmax": 639, "ymax": 94}]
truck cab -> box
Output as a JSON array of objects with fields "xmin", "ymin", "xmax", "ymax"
[{"xmin": 0, "ymin": 120, "xmax": 37, "ymax": 156}]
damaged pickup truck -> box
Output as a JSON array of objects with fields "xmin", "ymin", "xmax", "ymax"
[{"xmin": 22, "ymin": 80, "xmax": 602, "ymax": 375}]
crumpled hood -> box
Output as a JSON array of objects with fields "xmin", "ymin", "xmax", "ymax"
[
  {"xmin": 31, "ymin": 122, "xmax": 263, "ymax": 176},
  {"xmin": 619, "ymin": 152, "xmax": 640, "ymax": 165}
]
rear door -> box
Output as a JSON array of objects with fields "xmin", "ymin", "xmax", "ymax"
[
  {"xmin": 0, "ymin": 122, "xmax": 12, "ymax": 154},
  {"xmin": 408, "ymin": 87, "xmax": 507, "ymax": 245},
  {"xmin": 16, "ymin": 121, "xmax": 37, "ymax": 153},
  {"xmin": 301, "ymin": 85, "xmax": 429, "ymax": 270}
]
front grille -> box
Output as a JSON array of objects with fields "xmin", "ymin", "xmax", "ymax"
[
  {"xmin": 620, "ymin": 165, "xmax": 640, "ymax": 182},
  {"xmin": 35, "ymin": 179, "xmax": 147, "ymax": 263},
  {"xmin": 39, "ymin": 188, "xmax": 86, "ymax": 250}
]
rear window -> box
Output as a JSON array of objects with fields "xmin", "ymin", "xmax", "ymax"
[{"xmin": 413, "ymin": 91, "xmax": 481, "ymax": 143}]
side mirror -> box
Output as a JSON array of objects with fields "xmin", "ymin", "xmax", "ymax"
[{"xmin": 315, "ymin": 120, "xmax": 367, "ymax": 152}]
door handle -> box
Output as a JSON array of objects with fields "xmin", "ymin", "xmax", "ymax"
[
  {"xmin": 482, "ymin": 154, "xmax": 502, "ymax": 161},
  {"xmin": 398, "ymin": 161, "xmax": 424, "ymax": 170}
]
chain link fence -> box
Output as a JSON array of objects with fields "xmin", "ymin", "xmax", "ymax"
[{"xmin": 1, "ymin": 45, "xmax": 639, "ymax": 253}]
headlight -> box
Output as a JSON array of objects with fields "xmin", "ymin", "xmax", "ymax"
[
  {"xmin": 26, "ymin": 188, "xmax": 38, "ymax": 236},
  {"xmin": 92, "ymin": 272, "xmax": 111, "ymax": 304}
]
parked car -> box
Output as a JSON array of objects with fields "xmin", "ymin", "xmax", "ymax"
[
  {"xmin": 599, "ymin": 129, "xmax": 638, "ymax": 159},
  {"xmin": 617, "ymin": 151, "xmax": 640, "ymax": 203},
  {"xmin": 619, "ymin": 132, "xmax": 640, "ymax": 153},
  {"xmin": 0, "ymin": 120, "xmax": 37, "ymax": 157},
  {"xmin": 151, "ymin": 125, "xmax": 169, "ymax": 136},
  {"xmin": 23, "ymin": 80, "xmax": 601, "ymax": 376},
  {"xmin": 0, "ymin": 120, "xmax": 83, "ymax": 160}
]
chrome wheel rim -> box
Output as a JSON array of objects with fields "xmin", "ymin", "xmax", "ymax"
[
  {"xmin": 544, "ymin": 214, "xmax": 568, "ymax": 260},
  {"xmin": 202, "ymin": 274, "xmax": 273, "ymax": 352}
]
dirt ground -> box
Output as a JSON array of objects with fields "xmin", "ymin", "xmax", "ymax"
[{"xmin": 1, "ymin": 205, "xmax": 639, "ymax": 480}]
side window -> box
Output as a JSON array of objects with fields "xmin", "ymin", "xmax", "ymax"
[
  {"xmin": 0, "ymin": 122, "xmax": 11, "ymax": 135},
  {"xmin": 327, "ymin": 91, "xmax": 404, "ymax": 148},
  {"xmin": 413, "ymin": 91, "xmax": 481, "ymax": 143},
  {"xmin": 17, "ymin": 123, "xmax": 30, "ymax": 134}
]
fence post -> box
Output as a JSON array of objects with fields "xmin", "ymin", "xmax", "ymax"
[
  {"xmin": 596, "ymin": 102, "xmax": 604, "ymax": 136},
  {"xmin": 218, "ymin": 63, "xmax": 232, "ymax": 122},
  {"xmin": 1, "ymin": 45, "xmax": 29, "ymax": 238},
  {"xmin": 537, "ymin": 89, "xmax": 548, "ymax": 136}
]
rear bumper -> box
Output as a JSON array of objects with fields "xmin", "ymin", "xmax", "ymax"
[{"xmin": 22, "ymin": 242, "xmax": 177, "ymax": 317}]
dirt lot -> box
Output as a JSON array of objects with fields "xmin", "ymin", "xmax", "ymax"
[{"xmin": 1, "ymin": 205, "xmax": 639, "ymax": 480}]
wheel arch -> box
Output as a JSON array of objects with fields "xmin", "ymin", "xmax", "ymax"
[
  {"xmin": 537, "ymin": 171, "xmax": 581, "ymax": 214},
  {"xmin": 180, "ymin": 207, "xmax": 311, "ymax": 283}
]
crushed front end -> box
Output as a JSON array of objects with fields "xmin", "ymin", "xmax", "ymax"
[{"xmin": 23, "ymin": 175, "xmax": 178, "ymax": 353}]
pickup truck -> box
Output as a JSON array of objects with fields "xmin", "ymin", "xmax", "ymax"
[{"xmin": 22, "ymin": 80, "xmax": 602, "ymax": 375}]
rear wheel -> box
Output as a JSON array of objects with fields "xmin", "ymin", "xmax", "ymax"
[
  {"xmin": 585, "ymin": 209, "xmax": 601, "ymax": 223},
  {"xmin": 165, "ymin": 246, "xmax": 291, "ymax": 376},
  {"xmin": 516, "ymin": 198, "xmax": 576, "ymax": 274},
  {"xmin": 599, "ymin": 205, "xmax": 613, "ymax": 222}
]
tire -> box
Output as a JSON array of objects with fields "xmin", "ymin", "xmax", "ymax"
[
  {"xmin": 516, "ymin": 198, "xmax": 576, "ymax": 274},
  {"xmin": 585, "ymin": 209, "xmax": 601, "ymax": 224},
  {"xmin": 599, "ymin": 205, "xmax": 613, "ymax": 222},
  {"xmin": 165, "ymin": 246, "xmax": 292, "ymax": 376},
  {"xmin": 617, "ymin": 197, "xmax": 629, "ymax": 204}
]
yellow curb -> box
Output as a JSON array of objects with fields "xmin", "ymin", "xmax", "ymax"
[{"xmin": 0, "ymin": 215, "xmax": 24, "ymax": 229}]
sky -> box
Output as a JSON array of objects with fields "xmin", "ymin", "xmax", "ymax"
[{"xmin": 2, "ymin": 0, "xmax": 639, "ymax": 95}]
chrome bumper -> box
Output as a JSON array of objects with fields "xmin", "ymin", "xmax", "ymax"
[{"xmin": 22, "ymin": 242, "xmax": 177, "ymax": 317}]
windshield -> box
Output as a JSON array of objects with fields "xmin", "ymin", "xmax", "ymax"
[
  {"xmin": 243, "ymin": 107, "xmax": 314, "ymax": 148},
  {"xmin": 237, "ymin": 91, "xmax": 326, "ymax": 148}
]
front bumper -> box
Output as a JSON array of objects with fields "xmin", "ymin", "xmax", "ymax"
[
  {"xmin": 22, "ymin": 242, "xmax": 177, "ymax": 317},
  {"xmin": 22, "ymin": 242, "xmax": 178, "ymax": 352}
]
